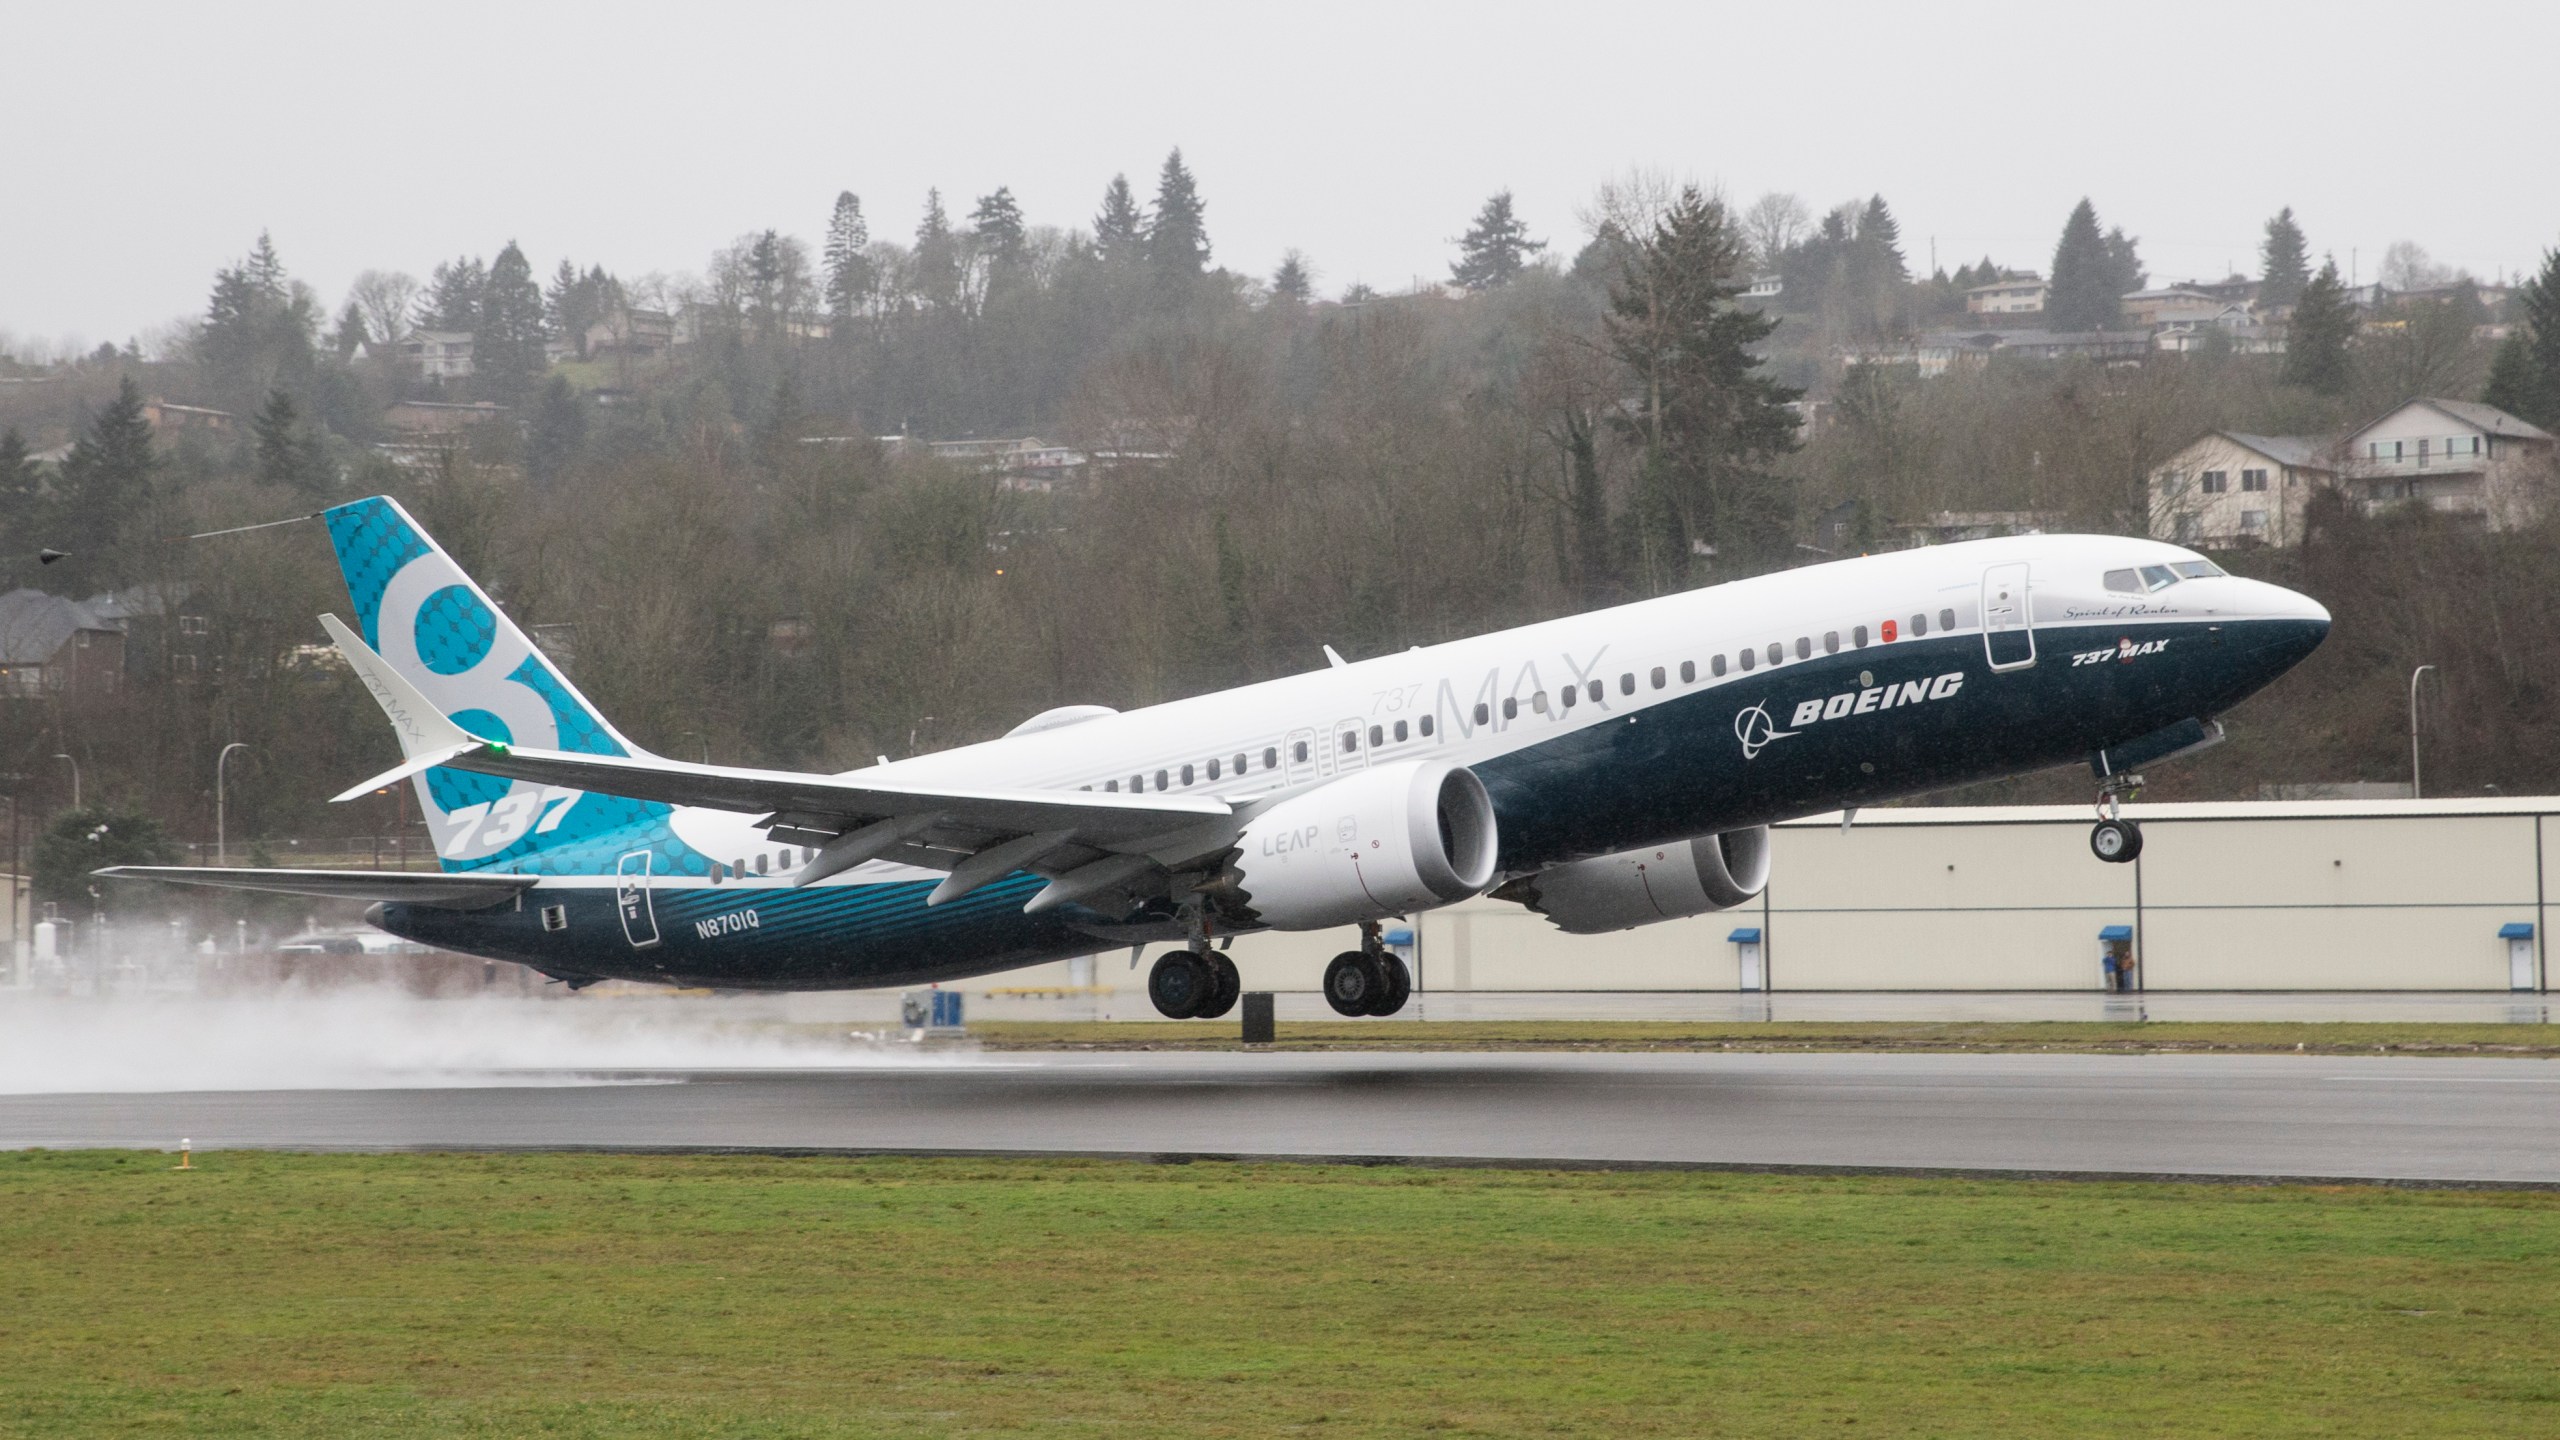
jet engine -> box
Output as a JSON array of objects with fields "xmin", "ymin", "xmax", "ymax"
[
  {"xmin": 1219, "ymin": 758, "xmax": 1498, "ymax": 930},
  {"xmin": 1506, "ymin": 827, "xmax": 1771, "ymax": 934}
]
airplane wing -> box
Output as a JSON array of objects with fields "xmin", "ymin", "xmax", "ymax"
[
  {"xmin": 320, "ymin": 613, "xmax": 1238, "ymax": 903},
  {"xmin": 93, "ymin": 866, "xmax": 536, "ymax": 909}
]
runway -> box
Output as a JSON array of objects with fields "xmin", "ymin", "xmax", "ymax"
[{"xmin": 8, "ymin": 1050, "xmax": 2560, "ymax": 1185}]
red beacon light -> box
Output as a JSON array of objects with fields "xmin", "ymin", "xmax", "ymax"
[{"xmin": 1880, "ymin": 618, "xmax": 1898, "ymax": 642}]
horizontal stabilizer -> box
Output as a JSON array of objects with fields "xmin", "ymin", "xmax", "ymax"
[{"xmin": 93, "ymin": 866, "xmax": 537, "ymax": 909}]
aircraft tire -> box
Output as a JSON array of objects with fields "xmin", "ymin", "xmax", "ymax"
[
  {"xmin": 1148, "ymin": 951, "xmax": 1214, "ymax": 1018},
  {"xmin": 1323, "ymin": 950, "xmax": 1382, "ymax": 1017},
  {"xmin": 2090, "ymin": 818, "xmax": 2143, "ymax": 864},
  {"xmin": 1368, "ymin": 953, "xmax": 1412, "ymax": 1016},
  {"xmin": 1194, "ymin": 953, "xmax": 1241, "ymax": 1020}
]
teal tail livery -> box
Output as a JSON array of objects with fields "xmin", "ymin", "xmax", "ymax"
[
  {"xmin": 318, "ymin": 495, "xmax": 701, "ymax": 878},
  {"xmin": 101, "ymin": 495, "xmax": 2330, "ymax": 1009}
]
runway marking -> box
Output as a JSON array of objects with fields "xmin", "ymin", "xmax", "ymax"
[{"xmin": 2324, "ymin": 1075, "xmax": 2560, "ymax": 1084}]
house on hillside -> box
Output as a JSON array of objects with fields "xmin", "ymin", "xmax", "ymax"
[
  {"xmin": 1964, "ymin": 275, "xmax": 2047, "ymax": 316},
  {"xmin": 398, "ymin": 330, "xmax": 475, "ymax": 381},
  {"xmin": 2342, "ymin": 399, "xmax": 2556, "ymax": 529},
  {"xmin": 87, "ymin": 584, "xmax": 213, "ymax": 682},
  {"xmin": 0, "ymin": 590, "xmax": 123, "ymax": 698},
  {"xmin": 2121, "ymin": 287, "xmax": 2237, "ymax": 329},
  {"xmin": 2148, "ymin": 433, "xmax": 2336, "ymax": 548},
  {"xmin": 383, "ymin": 399, "xmax": 507, "ymax": 434},
  {"xmin": 1992, "ymin": 330, "xmax": 2153, "ymax": 364},
  {"xmin": 142, "ymin": 398, "xmax": 235, "ymax": 437},
  {"xmin": 1838, "ymin": 331, "xmax": 2002, "ymax": 378}
]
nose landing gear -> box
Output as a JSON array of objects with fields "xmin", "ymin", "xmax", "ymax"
[
  {"xmin": 2089, "ymin": 774, "xmax": 2145, "ymax": 864},
  {"xmin": 1323, "ymin": 920, "xmax": 1413, "ymax": 1017}
]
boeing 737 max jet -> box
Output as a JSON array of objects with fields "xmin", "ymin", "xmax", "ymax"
[{"xmin": 106, "ymin": 496, "xmax": 2329, "ymax": 1017}]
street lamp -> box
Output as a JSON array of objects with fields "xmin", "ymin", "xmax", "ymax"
[
  {"xmin": 50, "ymin": 754, "xmax": 77, "ymax": 810},
  {"xmin": 2408, "ymin": 665, "xmax": 2437, "ymax": 799},
  {"xmin": 216, "ymin": 742, "xmax": 249, "ymax": 865}
]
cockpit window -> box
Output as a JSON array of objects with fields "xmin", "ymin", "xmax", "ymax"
[
  {"xmin": 2105, "ymin": 565, "xmax": 2185, "ymax": 594},
  {"xmin": 2170, "ymin": 560, "xmax": 2225, "ymax": 579}
]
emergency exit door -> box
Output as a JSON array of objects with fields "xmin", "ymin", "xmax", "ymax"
[
  {"xmin": 616, "ymin": 849, "xmax": 661, "ymax": 949},
  {"xmin": 1982, "ymin": 562, "xmax": 2036, "ymax": 671}
]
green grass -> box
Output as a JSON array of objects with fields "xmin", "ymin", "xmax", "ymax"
[
  {"xmin": 5, "ymin": 1153, "xmax": 2559, "ymax": 1436},
  {"xmin": 966, "ymin": 1017, "xmax": 2560, "ymax": 1056}
]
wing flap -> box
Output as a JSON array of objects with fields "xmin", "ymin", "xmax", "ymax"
[{"xmin": 94, "ymin": 866, "xmax": 538, "ymax": 909}]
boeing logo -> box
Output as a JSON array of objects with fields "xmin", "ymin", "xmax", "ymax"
[{"xmin": 1733, "ymin": 701, "xmax": 1800, "ymax": 760}]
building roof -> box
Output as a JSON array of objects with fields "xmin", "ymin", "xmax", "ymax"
[
  {"xmin": 2416, "ymin": 398, "xmax": 2554, "ymax": 442},
  {"xmin": 0, "ymin": 589, "xmax": 117, "ymax": 666},
  {"xmin": 2220, "ymin": 432, "xmax": 2333, "ymax": 470}
]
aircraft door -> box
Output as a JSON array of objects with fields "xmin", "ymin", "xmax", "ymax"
[
  {"xmin": 1284, "ymin": 727, "xmax": 1318, "ymax": 786},
  {"xmin": 1981, "ymin": 562, "xmax": 2036, "ymax": 671},
  {"xmin": 616, "ymin": 849, "xmax": 662, "ymax": 949}
]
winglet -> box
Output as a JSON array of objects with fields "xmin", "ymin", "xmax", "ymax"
[{"xmin": 319, "ymin": 612, "xmax": 505, "ymax": 802}]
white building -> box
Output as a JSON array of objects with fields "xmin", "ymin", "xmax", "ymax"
[
  {"xmin": 398, "ymin": 330, "xmax": 474, "ymax": 381},
  {"xmin": 2343, "ymin": 398, "xmax": 2556, "ymax": 530},
  {"xmin": 2147, "ymin": 432, "xmax": 2334, "ymax": 547},
  {"xmin": 1964, "ymin": 275, "xmax": 2046, "ymax": 315}
]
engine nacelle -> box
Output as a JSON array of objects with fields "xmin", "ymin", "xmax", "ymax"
[
  {"xmin": 1508, "ymin": 827, "xmax": 1771, "ymax": 934},
  {"xmin": 1223, "ymin": 759, "xmax": 1498, "ymax": 930}
]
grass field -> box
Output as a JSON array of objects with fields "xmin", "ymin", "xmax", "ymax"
[
  {"xmin": 963, "ymin": 1017, "xmax": 2560, "ymax": 1057},
  {"xmin": 5, "ymin": 1152, "xmax": 2559, "ymax": 1436}
]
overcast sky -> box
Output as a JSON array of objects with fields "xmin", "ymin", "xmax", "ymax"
[{"xmin": 8, "ymin": 0, "xmax": 2557, "ymax": 351}]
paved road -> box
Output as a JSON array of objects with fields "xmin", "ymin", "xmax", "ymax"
[{"xmin": 7, "ymin": 1051, "xmax": 2560, "ymax": 1185}]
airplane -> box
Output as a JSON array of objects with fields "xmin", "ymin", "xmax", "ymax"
[{"xmin": 104, "ymin": 495, "xmax": 2330, "ymax": 1018}]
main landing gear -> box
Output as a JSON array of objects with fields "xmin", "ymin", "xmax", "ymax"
[
  {"xmin": 1322, "ymin": 920, "xmax": 1413, "ymax": 1017},
  {"xmin": 2089, "ymin": 773, "xmax": 2145, "ymax": 864},
  {"xmin": 1148, "ymin": 912, "xmax": 1241, "ymax": 1019}
]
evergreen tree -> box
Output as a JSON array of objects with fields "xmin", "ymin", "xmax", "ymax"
[
  {"xmin": 1144, "ymin": 148, "xmax": 1210, "ymax": 292},
  {"xmin": 331, "ymin": 300, "xmax": 367, "ymax": 357},
  {"xmin": 2283, "ymin": 259, "xmax": 2356, "ymax": 396},
  {"xmin": 197, "ymin": 231, "xmax": 318, "ymax": 413},
  {"xmin": 54, "ymin": 377, "xmax": 156, "ymax": 586},
  {"xmin": 2260, "ymin": 207, "xmax": 2310, "ymax": 309},
  {"xmin": 2483, "ymin": 330, "xmax": 2542, "ymax": 422},
  {"xmin": 1271, "ymin": 251, "xmax": 1313, "ymax": 303},
  {"xmin": 822, "ymin": 190, "xmax": 873, "ymax": 323},
  {"xmin": 1856, "ymin": 195, "xmax": 1907, "ymax": 283},
  {"xmin": 417, "ymin": 255, "xmax": 486, "ymax": 332},
  {"xmin": 252, "ymin": 389, "xmax": 329, "ymax": 497},
  {"xmin": 1449, "ymin": 190, "xmax": 1546, "ymax": 290},
  {"xmin": 1093, "ymin": 174, "xmax": 1143, "ymax": 265},
  {"xmin": 34, "ymin": 806, "xmax": 177, "ymax": 908},
  {"xmin": 526, "ymin": 376, "xmax": 586, "ymax": 489},
  {"xmin": 2048, "ymin": 199, "xmax": 2119, "ymax": 332},
  {"xmin": 971, "ymin": 187, "xmax": 1026, "ymax": 267},
  {"xmin": 544, "ymin": 259, "xmax": 613, "ymax": 360},
  {"xmin": 0, "ymin": 426, "xmax": 43, "ymax": 558},
  {"xmin": 1602, "ymin": 186, "xmax": 1802, "ymax": 578},
  {"xmin": 2102, "ymin": 227, "xmax": 2146, "ymax": 309},
  {"xmin": 2498, "ymin": 247, "xmax": 2560, "ymax": 430},
  {"xmin": 474, "ymin": 241, "xmax": 547, "ymax": 401},
  {"xmin": 914, "ymin": 190, "xmax": 960, "ymax": 308}
]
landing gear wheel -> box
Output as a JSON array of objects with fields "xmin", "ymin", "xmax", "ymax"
[
  {"xmin": 1323, "ymin": 950, "xmax": 1383, "ymax": 1017},
  {"xmin": 1149, "ymin": 951, "xmax": 1214, "ymax": 1018},
  {"xmin": 2090, "ymin": 818, "xmax": 2143, "ymax": 864},
  {"xmin": 1193, "ymin": 953, "xmax": 1241, "ymax": 1020},
  {"xmin": 1367, "ymin": 953, "xmax": 1412, "ymax": 1017}
]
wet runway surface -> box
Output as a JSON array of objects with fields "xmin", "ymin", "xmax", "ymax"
[{"xmin": 8, "ymin": 1050, "xmax": 2560, "ymax": 1185}]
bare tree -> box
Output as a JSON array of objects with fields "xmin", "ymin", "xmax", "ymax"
[
  {"xmin": 2379, "ymin": 241, "xmax": 2453, "ymax": 292},
  {"xmin": 347, "ymin": 270, "xmax": 420, "ymax": 347},
  {"xmin": 1741, "ymin": 192, "xmax": 1811, "ymax": 273}
]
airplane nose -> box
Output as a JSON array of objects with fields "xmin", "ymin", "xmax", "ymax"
[{"xmin": 2231, "ymin": 577, "xmax": 2330, "ymax": 628}]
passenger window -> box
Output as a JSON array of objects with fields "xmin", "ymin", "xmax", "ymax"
[
  {"xmin": 1369, "ymin": 725, "xmax": 1383, "ymax": 747},
  {"xmin": 1738, "ymin": 649, "xmax": 1755, "ymax": 672},
  {"xmin": 1474, "ymin": 702, "xmax": 1490, "ymax": 725},
  {"xmin": 711, "ymin": 863, "xmax": 724, "ymax": 884},
  {"xmin": 1341, "ymin": 730, "xmax": 1358, "ymax": 753},
  {"xmin": 1768, "ymin": 643, "xmax": 1784, "ymax": 665},
  {"xmin": 779, "ymin": 848, "xmax": 794, "ymax": 867},
  {"xmin": 1181, "ymin": 763, "xmax": 1195, "ymax": 786},
  {"xmin": 2103, "ymin": 568, "xmax": 2143, "ymax": 594},
  {"xmin": 1561, "ymin": 685, "xmax": 1577, "ymax": 709},
  {"xmin": 1796, "ymin": 637, "xmax": 1812, "ymax": 660},
  {"xmin": 1910, "ymin": 613, "xmax": 1928, "ymax": 637},
  {"xmin": 1707, "ymin": 656, "xmax": 1722, "ymax": 677},
  {"xmin": 1291, "ymin": 741, "xmax": 1308, "ymax": 763},
  {"xmin": 1532, "ymin": 692, "xmax": 1549, "ymax": 714},
  {"xmin": 1156, "ymin": 769, "xmax": 1169, "ymax": 790},
  {"xmin": 1106, "ymin": 779, "xmax": 1119, "ymax": 792},
  {"xmin": 1681, "ymin": 660, "xmax": 1697, "ymax": 683},
  {"xmin": 1131, "ymin": 775, "xmax": 1144, "ymax": 793},
  {"xmin": 1853, "ymin": 625, "xmax": 1868, "ymax": 648},
  {"xmin": 1393, "ymin": 720, "xmax": 1408, "ymax": 742},
  {"xmin": 1502, "ymin": 697, "xmax": 1518, "ymax": 720},
  {"xmin": 1261, "ymin": 747, "xmax": 1276, "ymax": 769},
  {"xmin": 1939, "ymin": 608, "xmax": 1956, "ymax": 629},
  {"xmin": 1650, "ymin": 666, "xmax": 1665, "ymax": 689},
  {"xmin": 733, "ymin": 857, "xmax": 745, "ymax": 877},
  {"xmin": 1207, "ymin": 758, "xmax": 1221, "ymax": 781},
  {"xmin": 1587, "ymin": 680, "xmax": 1604, "ymax": 702},
  {"xmin": 756, "ymin": 854, "xmax": 768, "ymax": 875},
  {"xmin": 1823, "ymin": 632, "xmax": 1839, "ymax": 654},
  {"xmin": 1419, "ymin": 715, "xmax": 1434, "ymax": 736},
  {"xmin": 1621, "ymin": 673, "xmax": 1636, "ymax": 695}
]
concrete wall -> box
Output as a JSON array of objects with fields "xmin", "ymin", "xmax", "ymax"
[{"xmin": 991, "ymin": 799, "xmax": 2555, "ymax": 995}]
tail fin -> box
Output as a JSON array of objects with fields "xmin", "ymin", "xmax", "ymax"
[{"xmin": 322, "ymin": 495, "xmax": 660, "ymax": 871}]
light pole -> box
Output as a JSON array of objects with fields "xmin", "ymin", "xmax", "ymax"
[
  {"xmin": 216, "ymin": 743, "xmax": 248, "ymax": 865},
  {"xmin": 50, "ymin": 754, "xmax": 77, "ymax": 810},
  {"xmin": 2408, "ymin": 665, "xmax": 2437, "ymax": 799}
]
